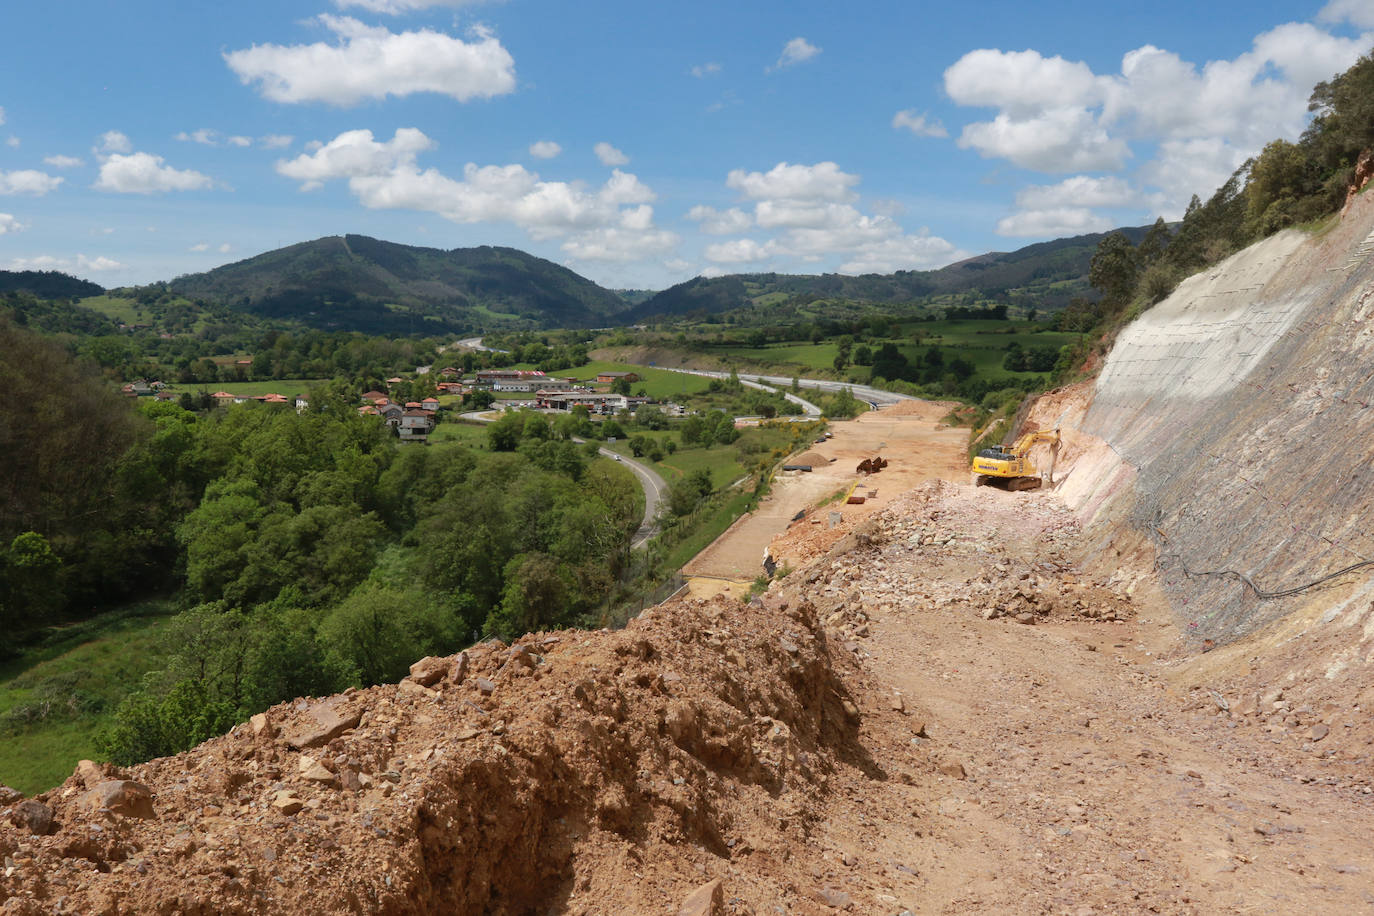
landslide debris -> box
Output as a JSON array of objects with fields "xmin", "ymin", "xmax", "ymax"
[{"xmin": 0, "ymin": 594, "xmax": 867, "ymax": 915}]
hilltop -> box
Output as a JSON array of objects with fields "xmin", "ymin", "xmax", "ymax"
[{"xmin": 168, "ymin": 235, "xmax": 629, "ymax": 335}]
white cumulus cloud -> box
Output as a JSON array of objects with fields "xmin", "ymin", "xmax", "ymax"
[
  {"xmin": 770, "ymin": 37, "xmax": 820, "ymax": 72},
  {"xmin": 6, "ymin": 254, "xmax": 123, "ymax": 273},
  {"xmin": 190, "ymin": 243, "xmax": 209, "ymax": 251},
  {"xmin": 702, "ymin": 160, "xmax": 964, "ymax": 274},
  {"xmin": 259, "ymin": 134, "xmax": 294, "ymax": 149},
  {"xmin": 594, "ymin": 142, "xmax": 629, "ymax": 166},
  {"xmin": 690, "ymin": 62, "xmax": 721, "ymax": 78},
  {"xmin": 224, "ymin": 16, "xmax": 516, "ymax": 106},
  {"xmin": 946, "ymin": 49, "xmax": 1105, "ymax": 114},
  {"xmin": 0, "ymin": 213, "xmax": 25, "ymax": 234},
  {"xmin": 98, "ymin": 130, "xmax": 132, "ymax": 154},
  {"xmin": 958, "ymin": 107, "xmax": 1130, "ymax": 172},
  {"xmin": 277, "ymin": 127, "xmax": 435, "ymax": 190},
  {"xmin": 726, "ymin": 161, "xmax": 858, "ymax": 202},
  {"xmin": 1319, "ymin": 0, "xmax": 1374, "ymax": 28},
  {"xmin": 997, "ymin": 175, "xmax": 1139, "ymax": 239},
  {"xmin": 687, "ymin": 205, "xmax": 752, "ymax": 235},
  {"xmin": 704, "ymin": 238, "xmax": 775, "ymax": 264},
  {"xmin": 43, "ymin": 155, "xmax": 83, "ymax": 168},
  {"xmin": 0, "ymin": 170, "xmax": 63, "ymax": 196},
  {"xmin": 282, "ymin": 127, "xmax": 678, "ymax": 262},
  {"xmin": 996, "ymin": 207, "xmax": 1113, "ymax": 237},
  {"xmin": 838, "ymin": 232, "xmax": 964, "ymax": 275},
  {"xmin": 892, "ymin": 109, "xmax": 948, "ymax": 138},
  {"xmin": 946, "ymin": 23, "xmax": 1372, "ymax": 225},
  {"xmin": 529, "ymin": 140, "xmax": 562, "ymax": 159},
  {"xmin": 1013, "ymin": 175, "xmax": 1140, "ymax": 210},
  {"xmin": 94, "ymin": 152, "xmax": 216, "ymax": 193}
]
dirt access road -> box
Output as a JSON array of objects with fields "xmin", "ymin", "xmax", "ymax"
[
  {"xmin": 765, "ymin": 481, "xmax": 1374, "ymax": 914},
  {"xmin": 683, "ymin": 399, "xmax": 968, "ymax": 597}
]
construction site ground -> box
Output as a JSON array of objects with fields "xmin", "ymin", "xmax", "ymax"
[{"xmin": 682, "ymin": 399, "xmax": 968, "ymax": 598}]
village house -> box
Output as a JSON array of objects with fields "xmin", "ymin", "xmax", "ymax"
[
  {"xmin": 399, "ymin": 409, "xmax": 434, "ymax": 442},
  {"xmin": 595, "ymin": 371, "xmax": 639, "ymax": 385},
  {"xmin": 536, "ymin": 391, "xmax": 629, "ymax": 413}
]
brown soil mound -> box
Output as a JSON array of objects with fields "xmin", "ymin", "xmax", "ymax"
[
  {"xmin": 0, "ymin": 596, "xmax": 869, "ymax": 915},
  {"xmin": 789, "ymin": 450, "xmax": 831, "ymax": 467}
]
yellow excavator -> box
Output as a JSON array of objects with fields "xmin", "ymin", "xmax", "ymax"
[{"xmin": 972, "ymin": 428, "xmax": 1060, "ymax": 491}]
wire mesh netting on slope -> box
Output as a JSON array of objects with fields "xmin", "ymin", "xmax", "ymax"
[{"xmin": 1081, "ymin": 197, "xmax": 1374, "ymax": 645}]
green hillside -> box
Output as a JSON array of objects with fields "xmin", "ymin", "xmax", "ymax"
[
  {"xmin": 169, "ymin": 235, "xmax": 629, "ymax": 334},
  {"xmin": 627, "ymin": 225, "xmax": 1155, "ymax": 322}
]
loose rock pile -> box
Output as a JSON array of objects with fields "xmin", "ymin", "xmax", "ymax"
[{"xmin": 0, "ymin": 595, "xmax": 873, "ymax": 915}]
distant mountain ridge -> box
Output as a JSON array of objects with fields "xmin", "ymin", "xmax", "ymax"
[
  {"xmin": 169, "ymin": 235, "xmax": 629, "ymax": 334},
  {"xmin": 0, "ymin": 270, "xmax": 104, "ymax": 300},
  {"xmin": 626, "ymin": 225, "xmax": 1154, "ymax": 321}
]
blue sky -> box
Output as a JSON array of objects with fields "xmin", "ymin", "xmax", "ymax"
[{"xmin": 0, "ymin": 1, "xmax": 1370, "ymax": 290}]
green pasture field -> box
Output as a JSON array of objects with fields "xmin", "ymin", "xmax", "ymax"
[
  {"xmin": 562, "ymin": 361, "xmax": 714, "ymax": 400},
  {"xmin": 78, "ymin": 296, "xmax": 143, "ymax": 323},
  {"xmin": 428, "ymin": 422, "xmax": 492, "ymax": 447},
  {"xmin": 0, "ymin": 601, "xmax": 179, "ymax": 794}
]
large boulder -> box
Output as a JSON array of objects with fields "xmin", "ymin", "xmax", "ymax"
[{"xmin": 79, "ymin": 780, "xmax": 156, "ymax": 819}]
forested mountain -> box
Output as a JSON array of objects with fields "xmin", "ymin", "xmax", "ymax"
[
  {"xmin": 628, "ymin": 226, "xmax": 1155, "ymax": 322},
  {"xmin": 169, "ymin": 235, "xmax": 629, "ymax": 334},
  {"xmin": 0, "ymin": 270, "xmax": 104, "ymax": 300}
]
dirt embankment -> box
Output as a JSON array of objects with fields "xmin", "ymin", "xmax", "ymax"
[{"xmin": 0, "ymin": 593, "xmax": 872, "ymax": 915}]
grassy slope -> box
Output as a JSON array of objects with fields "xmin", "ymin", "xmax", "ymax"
[{"xmin": 0, "ymin": 601, "xmax": 178, "ymax": 794}]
